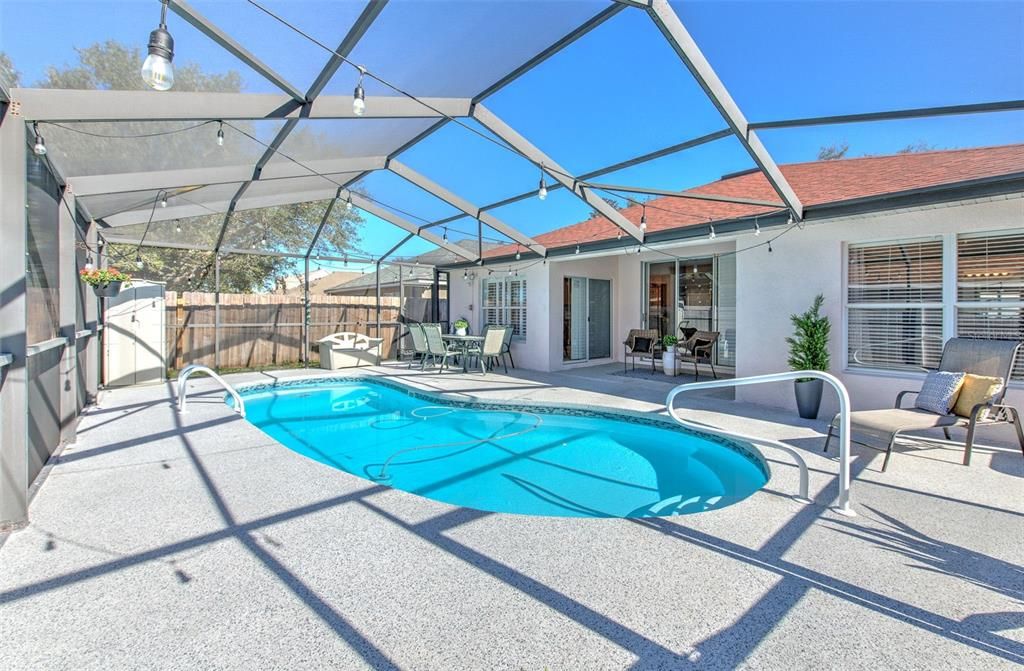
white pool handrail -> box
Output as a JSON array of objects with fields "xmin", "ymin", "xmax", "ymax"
[
  {"xmin": 177, "ymin": 364, "xmax": 246, "ymax": 418},
  {"xmin": 665, "ymin": 370, "xmax": 855, "ymax": 517}
]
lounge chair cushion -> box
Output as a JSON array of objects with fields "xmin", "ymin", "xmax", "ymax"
[
  {"xmin": 837, "ymin": 408, "xmax": 960, "ymax": 435},
  {"xmin": 952, "ymin": 374, "xmax": 1004, "ymax": 418},
  {"xmin": 914, "ymin": 371, "xmax": 965, "ymax": 414}
]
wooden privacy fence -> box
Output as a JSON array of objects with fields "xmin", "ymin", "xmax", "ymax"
[{"xmin": 165, "ymin": 291, "xmax": 410, "ymax": 371}]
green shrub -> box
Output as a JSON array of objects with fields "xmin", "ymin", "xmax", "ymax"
[{"xmin": 786, "ymin": 294, "xmax": 831, "ymax": 376}]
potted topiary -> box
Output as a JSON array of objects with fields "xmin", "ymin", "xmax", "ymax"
[
  {"xmin": 453, "ymin": 317, "xmax": 470, "ymax": 336},
  {"xmin": 786, "ymin": 294, "xmax": 831, "ymax": 419},
  {"xmin": 662, "ymin": 335, "xmax": 678, "ymax": 377},
  {"xmin": 79, "ymin": 266, "xmax": 132, "ymax": 298}
]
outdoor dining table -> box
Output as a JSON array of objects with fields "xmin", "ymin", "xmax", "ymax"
[{"xmin": 441, "ymin": 334, "xmax": 485, "ymax": 373}]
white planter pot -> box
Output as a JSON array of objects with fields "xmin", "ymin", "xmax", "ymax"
[
  {"xmin": 455, "ymin": 327, "xmax": 467, "ymax": 336},
  {"xmin": 662, "ymin": 351, "xmax": 676, "ymax": 376}
]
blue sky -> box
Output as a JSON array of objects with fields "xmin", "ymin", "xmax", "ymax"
[{"xmin": 3, "ymin": 0, "xmax": 1023, "ymax": 260}]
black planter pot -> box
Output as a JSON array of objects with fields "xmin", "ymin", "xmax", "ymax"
[
  {"xmin": 794, "ymin": 378, "xmax": 824, "ymax": 419},
  {"xmin": 92, "ymin": 281, "xmax": 123, "ymax": 298}
]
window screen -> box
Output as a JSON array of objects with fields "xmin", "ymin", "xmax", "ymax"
[
  {"xmin": 847, "ymin": 239, "xmax": 944, "ymax": 371},
  {"xmin": 956, "ymin": 230, "xmax": 1024, "ymax": 380}
]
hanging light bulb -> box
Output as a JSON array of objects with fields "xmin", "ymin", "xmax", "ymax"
[
  {"xmin": 352, "ymin": 66, "xmax": 367, "ymax": 116},
  {"xmin": 345, "ymin": 193, "xmax": 353, "ymax": 212},
  {"xmin": 135, "ymin": 253, "xmax": 144, "ymax": 269},
  {"xmin": 84, "ymin": 256, "xmax": 95, "ymax": 272},
  {"xmin": 160, "ymin": 193, "xmax": 168, "ymax": 208},
  {"xmin": 538, "ymin": 165, "xmax": 548, "ymax": 201},
  {"xmin": 216, "ymin": 122, "xmax": 224, "ymax": 147},
  {"xmin": 754, "ymin": 218, "xmax": 761, "ymax": 236},
  {"xmin": 260, "ymin": 230, "xmax": 267, "ymax": 246},
  {"xmin": 640, "ymin": 204, "xmax": 647, "ymax": 231},
  {"xmin": 141, "ymin": 0, "xmax": 175, "ymax": 91},
  {"xmin": 442, "ymin": 228, "xmax": 448, "ymax": 243},
  {"xmin": 507, "ymin": 267, "xmax": 513, "ymax": 277},
  {"xmin": 574, "ymin": 244, "xmax": 580, "ymax": 255},
  {"xmin": 708, "ymin": 224, "xmax": 716, "ymax": 240},
  {"xmin": 32, "ymin": 124, "xmax": 47, "ymax": 156},
  {"xmin": 515, "ymin": 247, "xmax": 521, "ymax": 261},
  {"xmin": 343, "ymin": 254, "xmax": 349, "ymax": 267},
  {"xmin": 617, "ymin": 230, "xmax": 622, "ymax": 241},
  {"xmin": 175, "ymin": 220, "xmax": 182, "ymax": 233},
  {"xmin": 768, "ymin": 240, "xmax": 773, "ymax": 253},
  {"xmin": 463, "ymin": 270, "xmax": 468, "ymax": 281}
]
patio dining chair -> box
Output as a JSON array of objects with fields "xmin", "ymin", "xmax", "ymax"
[
  {"xmin": 676, "ymin": 330, "xmax": 720, "ymax": 381},
  {"xmin": 467, "ymin": 326, "xmax": 510, "ymax": 375},
  {"xmin": 420, "ymin": 323, "xmax": 460, "ymax": 372},
  {"xmin": 823, "ymin": 337, "xmax": 1024, "ymax": 471},
  {"xmin": 407, "ymin": 323, "xmax": 429, "ymax": 369},
  {"xmin": 623, "ymin": 329, "xmax": 659, "ymax": 374}
]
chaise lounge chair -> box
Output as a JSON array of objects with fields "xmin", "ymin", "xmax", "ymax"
[{"xmin": 823, "ymin": 337, "xmax": 1024, "ymax": 471}]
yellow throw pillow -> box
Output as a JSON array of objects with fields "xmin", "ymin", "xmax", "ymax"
[{"xmin": 952, "ymin": 374, "xmax": 1004, "ymax": 418}]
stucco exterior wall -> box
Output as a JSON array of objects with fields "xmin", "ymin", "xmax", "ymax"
[
  {"xmin": 734, "ymin": 195, "xmax": 1024, "ymax": 415},
  {"xmin": 448, "ymin": 195, "xmax": 1023, "ymax": 414}
]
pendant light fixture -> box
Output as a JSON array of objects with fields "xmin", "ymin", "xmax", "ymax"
[
  {"xmin": 32, "ymin": 123, "xmax": 47, "ymax": 156},
  {"xmin": 352, "ymin": 66, "xmax": 367, "ymax": 116},
  {"xmin": 141, "ymin": 0, "xmax": 175, "ymax": 91}
]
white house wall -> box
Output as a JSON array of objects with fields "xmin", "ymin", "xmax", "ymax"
[{"xmin": 735, "ymin": 195, "xmax": 1024, "ymax": 416}]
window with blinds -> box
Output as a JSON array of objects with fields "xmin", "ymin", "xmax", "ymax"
[
  {"xmin": 481, "ymin": 277, "xmax": 527, "ymax": 338},
  {"xmin": 957, "ymin": 230, "xmax": 1024, "ymax": 380},
  {"xmin": 847, "ymin": 239, "xmax": 945, "ymax": 371}
]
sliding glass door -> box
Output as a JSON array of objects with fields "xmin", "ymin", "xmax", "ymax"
[
  {"xmin": 563, "ymin": 277, "xmax": 611, "ymax": 362},
  {"xmin": 643, "ymin": 257, "xmax": 736, "ymax": 367}
]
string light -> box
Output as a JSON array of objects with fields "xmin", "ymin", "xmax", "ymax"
[
  {"xmin": 538, "ymin": 165, "xmax": 548, "ymax": 201},
  {"xmin": 768, "ymin": 240, "xmax": 773, "ymax": 253},
  {"xmin": 175, "ymin": 220, "xmax": 182, "ymax": 233},
  {"xmin": 32, "ymin": 123, "xmax": 47, "ymax": 156},
  {"xmin": 260, "ymin": 229, "xmax": 268, "ymax": 246},
  {"xmin": 574, "ymin": 244, "xmax": 580, "ymax": 255},
  {"xmin": 141, "ymin": 0, "xmax": 174, "ymax": 90},
  {"xmin": 515, "ymin": 246, "xmax": 521, "ymax": 261},
  {"xmin": 135, "ymin": 253, "xmax": 144, "ymax": 269},
  {"xmin": 345, "ymin": 193, "xmax": 353, "ymax": 212},
  {"xmin": 754, "ymin": 218, "xmax": 761, "ymax": 236},
  {"xmin": 216, "ymin": 122, "xmax": 224, "ymax": 147},
  {"xmin": 160, "ymin": 193, "xmax": 168, "ymax": 208},
  {"xmin": 617, "ymin": 230, "xmax": 622, "ymax": 241},
  {"xmin": 708, "ymin": 224, "xmax": 716, "ymax": 240},
  {"xmin": 352, "ymin": 65, "xmax": 367, "ymax": 116},
  {"xmin": 442, "ymin": 227, "xmax": 448, "ymax": 243},
  {"xmin": 640, "ymin": 204, "xmax": 647, "ymax": 231},
  {"xmin": 84, "ymin": 256, "xmax": 95, "ymax": 272}
]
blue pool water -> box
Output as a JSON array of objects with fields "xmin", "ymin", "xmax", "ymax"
[{"xmin": 237, "ymin": 379, "xmax": 768, "ymax": 518}]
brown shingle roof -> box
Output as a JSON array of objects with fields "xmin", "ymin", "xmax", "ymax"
[{"xmin": 486, "ymin": 144, "xmax": 1024, "ymax": 257}]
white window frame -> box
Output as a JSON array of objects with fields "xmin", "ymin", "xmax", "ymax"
[
  {"xmin": 843, "ymin": 228, "xmax": 1024, "ymax": 386},
  {"xmin": 480, "ymin": 275, "xmax": 527, "ymax": 340}
]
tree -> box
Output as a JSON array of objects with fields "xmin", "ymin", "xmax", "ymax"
[
  {"xmin": 817, "ymin": 143, "xmax": 849, "ymax": 161},
  {"xmin": 897, "ymin": 142, "xmax": 938, "ymax": 154},
  {"xmin": 0, "ymin": 51, "xmax": 20, "ymax": 88},
  {"xmin": 588, "ymin": 196, "xmax": 626, "ymax": 218},
  {"xmin": 22, "ymin": 41, "xmax": 363, "ymax": 292}
]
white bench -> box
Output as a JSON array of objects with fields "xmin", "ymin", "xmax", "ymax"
[{"xmin": 317, "ymin": 332, "xmax": 384, "ymax": 370}]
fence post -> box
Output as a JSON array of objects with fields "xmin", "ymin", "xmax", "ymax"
[
  {"xmin": 174, "ymin": 293, "xmax": 184, "ymax": 371},
  {"xmin": 303, "ymin": 256, "xmax": 310, "ymax": 367},
  {"xmin": 214, "ymin": 254, "xmax": 221, "ymax": 371},
  {"xmin": 375, "ymin": 260, "xmax": 382, "ymax": 354}
]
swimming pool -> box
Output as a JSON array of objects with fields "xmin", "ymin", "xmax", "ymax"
[{"xmin": 236, "ymin": 378, "xmax": 769, "ymax": 518}]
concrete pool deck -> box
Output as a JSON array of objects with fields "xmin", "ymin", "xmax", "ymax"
[{"xmin": 1, "ymin": 364, "xmax": 1022, "ymax": 670}]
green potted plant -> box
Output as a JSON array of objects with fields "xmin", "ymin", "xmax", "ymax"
[
  {"xmin": 661, "ymin": 334, "xmax": 678, "ymax": 377},
  {"xmin": 786, "ymin": 294, "xmax": 831, "ymax": 419},
  {"xmin": 79, "ymin": 266, "xmax": 132, "ymax": 298},
  {"xmin": 453, "ymin": 317, "xmax": 470, "ymax": 337}
]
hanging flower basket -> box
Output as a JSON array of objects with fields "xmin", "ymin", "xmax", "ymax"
[{"xmin": 80, "ymin": 267, "xmax": 132, "ymax": 298}]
